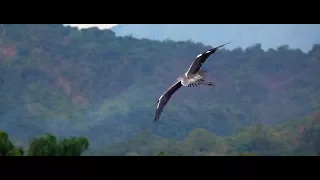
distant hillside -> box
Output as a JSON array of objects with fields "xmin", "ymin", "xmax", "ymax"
[
  {"xmin": 0, "ymin": 24, "xmax": 319, "ymax": 148},
  {"xmin": 87, "ymin": 109, "xmax": 320, "ymax": 156},
  {"xmin": 111, "ymin": 24, "xmax": 320, "ymax": 52}
]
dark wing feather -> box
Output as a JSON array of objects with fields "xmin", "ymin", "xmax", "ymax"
[
  {"xmin": 186, "ymin": 42, "xmax": 231, "ymax": 76},
  {"xmin": 154, "ymin": 81, "xmax": 182, "ymax": 121}
]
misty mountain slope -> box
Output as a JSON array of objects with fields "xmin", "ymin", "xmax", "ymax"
[
  {"xmin": 0, "ymin": 24, "xmax": 319, "ymax": 147},
  {"xmin": 111, "ymin": 24, "xmax": 320, "ymax": 52}
]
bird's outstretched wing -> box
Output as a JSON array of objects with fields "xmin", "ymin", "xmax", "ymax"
[
  {"xmin": 185, "ymin": 42, "xmax": 231, "ymax": 76},
  {"xmin": 154, "ymin": 81, "xmax": 182, "ymax": 121}
]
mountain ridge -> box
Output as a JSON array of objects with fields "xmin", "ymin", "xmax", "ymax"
[
  {"xmin": 111, "ymin": 24, "xmax": 320, "ymax": 52},
  {"xmin": 0, "ymin": 24, "xmax": 319, "ymax": 148}
]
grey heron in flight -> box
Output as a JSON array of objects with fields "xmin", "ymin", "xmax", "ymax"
[{"xmin": 154, "ymin": 42, "xmax": 231, "ymax": 121}]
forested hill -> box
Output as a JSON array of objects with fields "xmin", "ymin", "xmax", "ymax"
[{"xmin": 0, "ymin": 24, "xmax": 319, "ymax": 150}]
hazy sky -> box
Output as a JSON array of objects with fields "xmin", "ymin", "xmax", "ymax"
[{"xmin": 67, "ymin": 24, "xmax": 118, "ymax": 29}]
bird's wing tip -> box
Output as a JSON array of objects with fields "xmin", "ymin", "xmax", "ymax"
[
  {"xmin": 214, "ymin": 42, "xmax": 231, "ymax": 50},
  {"xmin": 221, "ymin": 42, "xmax": 232, "ymax": 47}
]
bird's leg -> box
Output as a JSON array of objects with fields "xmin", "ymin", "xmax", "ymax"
[{"xmin": 200, "ymin": 80, "xmax": 216, "ymax": 87}]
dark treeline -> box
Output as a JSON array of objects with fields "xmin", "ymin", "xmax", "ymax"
[
  {"xmin": 0, "ymin": 130, "xmax": 88, "ymax": 156},
  {"xmin": 0, "ymin": 24, "xmax": 319, "ymax": 155}
]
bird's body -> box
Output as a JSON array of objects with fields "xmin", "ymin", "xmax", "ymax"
[
  {"xmin": 178, "ymin": 68, "xmax": 215, "ymax": 87},
  {"xmin": 154, "ymin": 42, "xmax": 231, "ymax": 121},
  {"xmin": 179, "ymin": 73, "xmax": 202, "ymax": 86}
]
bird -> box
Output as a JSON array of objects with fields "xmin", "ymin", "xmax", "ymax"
[{"xmin": 154, "ymin": 42, "xmax": 231, "ymax": 122}]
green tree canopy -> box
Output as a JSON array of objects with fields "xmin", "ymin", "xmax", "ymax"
[
  {"xmin": 0, "ymin": 130, "xmax": 24, "ymax": 156},
  {"xmin": 27, "ymin": 133, "xmax": 89, "ymax": 156}
]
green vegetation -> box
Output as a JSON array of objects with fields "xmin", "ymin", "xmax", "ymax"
[
  {"xmin": 0, "ymin": 130, "xmax": 88, "ymax": 156},
  {"xmin": 0, "ymin": 130, "xmax": 24, "ymax": 156},
  {"xmin": 0, "ymin": 24, "xmax": 319, "ymax": 155},
  {"xmin": 89, "ymin": 110, "xmax": 320, "ymax": 156},
  {"xmin": 2, "ymin": 109, "xmax": 320, "ymax": 156}
]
